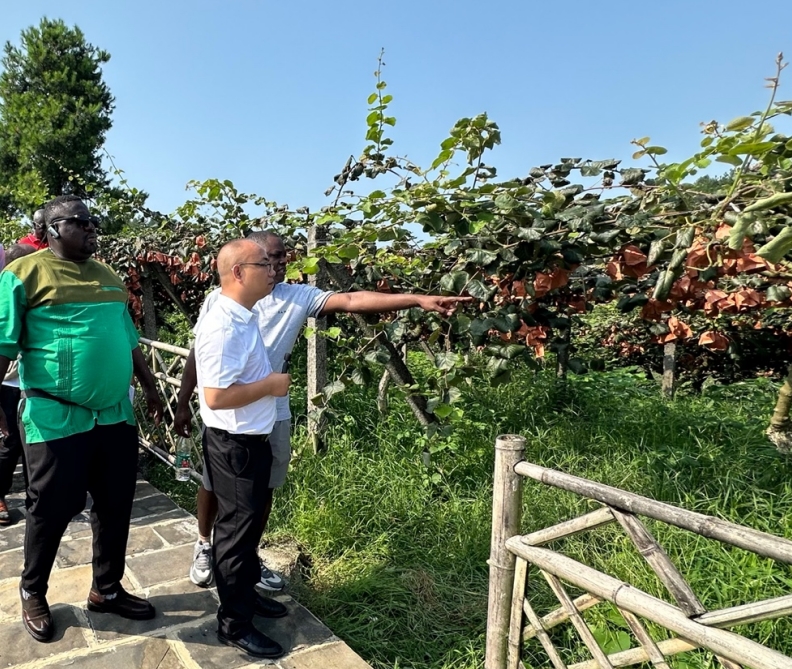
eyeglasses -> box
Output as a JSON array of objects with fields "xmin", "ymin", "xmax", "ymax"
[
  {"xmin": 50, "ymin": 215, "xmax": 100, "ymax": 231},
  {"xmin": 238, "ymin": 262, "xmax": 274, "ymax": 270}
]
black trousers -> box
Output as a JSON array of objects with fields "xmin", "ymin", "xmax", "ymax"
[
  {"xmin": 0, "ymin": 385, "xmax": 26, "ymax": 498},
  {"xmin": 203, "ymin": 426, "xmax": 272, "ymax": 638},
  {"xmin": 21, "ymin": 418, "xmax": 139, "ymax": 596}
]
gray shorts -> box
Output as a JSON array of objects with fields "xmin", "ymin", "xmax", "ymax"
[{"xmin": 201, "ymin": 419, "xmax": 291, "ymax": 491}]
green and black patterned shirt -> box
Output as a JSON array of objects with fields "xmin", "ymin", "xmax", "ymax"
[{"xmin": 0, "ymin": 249, "xmax": 139, "ymax": 443}]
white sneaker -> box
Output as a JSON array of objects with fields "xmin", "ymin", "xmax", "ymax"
[
  {"xmin": 255, "ymin": 559, "xmax": 285, "ymax": 592},
  {"xmin": 189, "ymin": 540, "xmax": 214, "ymax": 587}
]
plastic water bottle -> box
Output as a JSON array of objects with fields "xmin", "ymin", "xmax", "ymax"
[{"xmin": 175, "ymin": 438, "xmax": 192, "ymax": 482}]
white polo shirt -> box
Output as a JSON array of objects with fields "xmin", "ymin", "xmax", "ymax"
[{"xmin": 194, "ymin": 293, "xmax": 276, "ymax": 435}]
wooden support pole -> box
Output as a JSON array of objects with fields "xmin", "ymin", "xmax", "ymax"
[
  {"xmin": 541, "ymin": 571, "xmax": 614, "ymax": 669},
  {"xmin": 307, "ymin": 224, "xmax": 328, "ymax": 453},
  {"xmin": 486, "ymin": 435, "xmax": 526, "ymax": 669},
  {"xmin": 521, "ymin": 507, "xmax": 615, "ymax": 547},
  {"xmin": 507, "ymin": 557, "xmax": 529, "ymax": 669},
  {"xmin": 140, "ymin": 273, "xmax": 158, "ymax": 340},
  {"xmin": 610, "ymin": 508, "xmax": 705, "ymax": 617},
  {"xmin": 661, "ymin": 341, "xmax": 676, "ymax": 399},
  {"xmin": 617, "ymin": 608, "xmax": 671, "ymax": 669},
  {"xmin": 523, "ymin": 594, "xmax": 602, "ymax": 641}
]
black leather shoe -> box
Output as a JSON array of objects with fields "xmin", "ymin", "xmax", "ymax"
[
  {"xmin": 254, "ymin": 594, "xmax": 288, "ymax": 618},
  {"xmin": 20, "ymin": 587, "xmax": 53, "ymax": 642},
  {"xmin": 87, "ymin": 587, "xmax": 156, "ymax": 620},
  {"xmin": 217, "ymin": 627, "xmax": 284, "ymax": 659}
]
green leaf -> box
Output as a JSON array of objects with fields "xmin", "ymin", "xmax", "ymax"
[
  {"xmin": 466, "ymin": 279, "xmax": 495, "ymax": 301},
  {"xmin": 647, "ymin": 239, "xmax": 665, "ymax": 266},
  {"xmin": 767, "ymin": 285, "xmax": 792, "ymax": 302},
  {"xmin": 716, "ymin": 154, "xmax": 743, "ymax": 166},
  {"xmin": 325, "ymin": 326, "xmax": 342, "ymax": 339},
  {"xmin": 431, "ymin": 150, "xmax": 453, "ymax": 170},
  {"xmin": 644, "ymin": 146, "xmax": 667, "ymax": 155},
  {"xmin": 434, "ymin": 352, "xmax": 460, "ymax": 371},
  {"xmin": 367, "ymin": 93, "xmax": 378, "ymax": 104},
  {"xmin": 725, "ymin": 116, "xmax": 754, "ymax": 132},
  {"xmin": 494, "ymin": 194, "xmax": 517, "ymax": 211},
  {"xmin": 452, "ymin": 313, "xmax": 471, "ymax": 334},
  {"xmin": 466, "ymin": 248, "xmax": 498, "ymax": 265},
  {"xmin": 433, "ymin": 404, "xmax": 453, "ymax": 419},
  {"xmin": 728, "ymin": 141, "xmax": 775, "ymax": 156},
  {"xmin": 756, "ymin": 226, "xmax": 792, "ymax": 263},
  {"xmin": 727, "ymin": 212, "xmax": 754, "ymax": 250},
  {"xmin": 439, "ymin": 270, "xmax": 469, "ymax": 294},
  {"xmin": 744, "ymin": 192, "xmax": 792, "ymax": 213},
  {"xmin": 517, "ymin": 227, "xmax": 543, "ymax": 242},
  {"xmin": 337, "ymin": 245, "xmax": 360, "ymax": 259},
  {"xmin": 302, "ymin": 257, "xmax": 319, "ymax": 274}
]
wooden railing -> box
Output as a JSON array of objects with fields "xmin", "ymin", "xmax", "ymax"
[
  {"xmin": 486, "ymin": 435, "xmax": 792, "ymax": 669},
  {"xmin": 133, "ymin": 338, "xmax": 203, "ymax": 482}
]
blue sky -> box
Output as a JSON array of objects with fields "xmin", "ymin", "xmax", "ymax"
[{"xmin": 3, "ymin": 1, "xmax": 792, "ymax": 216}]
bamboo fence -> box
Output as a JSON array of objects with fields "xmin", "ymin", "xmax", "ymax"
[
  {"xmin": 486, "ymin": 439, "xmax": 792, "ymax": 669},
  {"xmin": 133, "ymin": 338, "xmax": 203, "ymax": 481}
]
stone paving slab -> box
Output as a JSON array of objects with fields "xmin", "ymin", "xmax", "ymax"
[
  {"xmin": 0, "ymin": 604, "xmax": 89, "ymax": 666},
  {"xmin": 280, "ymin": 641, "xmax": 374, "ymax": 669},
  {"xmin": 37, "ymin": 637, "xmax": 189, "ymax": 669},
  {"xmin": 0, "ymin": 479, "xmax": 372, "ymax": 669},
  {"xmin": 89, "ymin": 579, "xmax": 219, "ymax": 642},
  {"xmin": 125, "ymin": 542, "xmax": 196, "ymax": 588}
]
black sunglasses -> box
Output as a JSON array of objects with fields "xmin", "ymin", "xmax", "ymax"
[
  {"xmin": 238, "ymin": 262, "xmax": 274, "ymax": 270},
  {"xmin": 50, "ymin": 215, "xmax": 100, "ymax": 231}
]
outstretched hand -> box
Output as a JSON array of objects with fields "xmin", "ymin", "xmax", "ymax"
[{"xmin": 417, "ymin": 295, "xmax": 473, "ymax": 317}]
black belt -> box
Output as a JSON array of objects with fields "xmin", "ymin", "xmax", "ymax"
[
  {"xmin": 207, "ymin": 426, "xmax": 269, "ymax": 444},
  {"xmin": 22, "ymin": 387, "xmax": 81, "ymax": 407}
]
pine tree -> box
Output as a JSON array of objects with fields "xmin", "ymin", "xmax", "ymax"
[{"xmin": 0, "ymin": 18, "xmax": 114, "ymax": 217}]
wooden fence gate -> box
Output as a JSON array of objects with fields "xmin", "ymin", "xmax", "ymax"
[{"xmin": 486, "ymin": 435, "xmax": 792, "ymax": 669}]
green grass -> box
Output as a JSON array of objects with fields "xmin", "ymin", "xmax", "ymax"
[{"xmin": 144, "ymin": 362, "xmax": 792, "ymax": 669}]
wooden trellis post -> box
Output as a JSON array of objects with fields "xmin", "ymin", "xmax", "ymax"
[
  {"xmin": 307, "ymin": 224, "xmax": 328, "ymax": 453},
  {"xmin": 486, "ymin": 434, "xmax": 526, "ymax": 669}
]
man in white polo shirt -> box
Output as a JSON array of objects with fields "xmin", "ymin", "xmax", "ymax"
[{"xmin": 195, "ymin": 239, "xmax": 291, "ymax": 659}]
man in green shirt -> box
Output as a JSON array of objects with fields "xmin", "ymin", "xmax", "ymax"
[{"xmin": 0, "ymin": 195, "xmax": 165, "ymax": 642}]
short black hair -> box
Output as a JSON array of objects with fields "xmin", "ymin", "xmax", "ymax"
[
  {"xmin": 246, "ymin": 230, "xmax": 281, "ymax": 245},
  {"xmin": 5, "ymin": 243, "xmax": 37, "ymax": 264},
  {"xmin": 32, "ymin": 208, "xmax": 46, "ymax": 239},
  {"xmin": 43, "ymin": 194, "xmax": 84, "ymax": 227}
]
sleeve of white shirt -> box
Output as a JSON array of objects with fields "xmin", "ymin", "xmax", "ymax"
[
  {"xmin": 196, "ymin": 323, "xmax": 249, "ymax": 389},
  {"xmin": 302, "ymin": 285, "xmax": 336, "ymax": 318}
]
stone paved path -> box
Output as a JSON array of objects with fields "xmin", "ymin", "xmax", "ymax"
[{"xmin": 0, "ymin": 471, "xmax": 371, "ymax": 669}]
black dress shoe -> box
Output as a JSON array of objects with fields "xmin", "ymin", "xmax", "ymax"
[
  {"xmin": 254, "ymin": 594, "xmax": 288, "ymax": 618},
  {"xmin": 217, "ymin": 627, "xmax": 284, "ymax": 659},
  {"xmin": 87, "ymin": 587, "xmax": 156, "ymax": 620},
  {"xmin": 20, "ymin": 587, "xmax": 53, "ymax": 642}
]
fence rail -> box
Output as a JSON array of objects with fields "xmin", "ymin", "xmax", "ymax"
[{"xmin": 486, "ymin": 435, "xmax": 792, "ymax": 669}]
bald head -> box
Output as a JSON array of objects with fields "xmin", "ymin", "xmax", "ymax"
[
  {"xmin": 217, "ymin": 239, "xmax": 264, "ymax": 281},
  {"xmin": 216, "ymin": 238, "xmax": 276, "ymax": 308}
]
